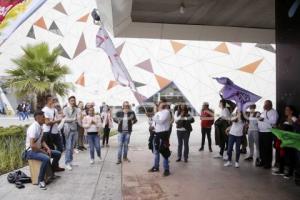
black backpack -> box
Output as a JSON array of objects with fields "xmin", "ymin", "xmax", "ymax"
[{"xmin": 7, "ymin": 170, "xmax": 31, "ymax": 189}]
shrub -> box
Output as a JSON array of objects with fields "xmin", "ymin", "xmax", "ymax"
[{"xmin": 0, "ymin": 126, "xmax": 27, "ymax": 175}]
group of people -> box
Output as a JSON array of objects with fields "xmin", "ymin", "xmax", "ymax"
[
  {"xmin": 25, "ymin": 94, "xmax": 300, "ymax": 190},
  {"xmin": 16, "ymin": 101, "xmax": 31, "ymax": 120},
  {"xmin": 25, "ymin": 95, "xmax": 114, "ymax": 190}
]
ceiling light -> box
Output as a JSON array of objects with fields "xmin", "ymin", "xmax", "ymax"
[{"xmin": 179, "ymin": 3, "xmax": 185, "ymax": 14}]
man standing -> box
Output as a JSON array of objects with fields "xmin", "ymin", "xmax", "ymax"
[
  {"xmin": 42, "ymin": 95, "xmax": 63, "ymax": 154},
  {"xmin": 63, "ymin": 96, "xmax": 80, "ymax": 170},
  {"xmin": 149, "ymin": 99, "xmax": 171, "ymax": 176},
  {"xmin": 258, "ymin": 100, "xmax": 278, "ymax": 169},
  {"xmin": 25, "ymin": 111, "xmax": 62, "ymax": 190},
  {"xmin": 114, "ymin": 101, "xmax": 137, "ymax": 164},
  {"xmin": 199, "ymin": 102, "xmax": 214, "ymax": 152}
]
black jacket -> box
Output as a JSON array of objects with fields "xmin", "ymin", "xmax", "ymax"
[
  {"xmin": 113, "ymin": 111, "xmax": 137, "ymax": 133},
  {"xmin": 176, "ymin": 113, "xmax": 195, "ymax": 132}
]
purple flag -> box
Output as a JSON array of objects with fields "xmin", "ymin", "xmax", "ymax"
[{"xmin": 213, "ymin": 77, "xmax": 261, "ymax": 110}]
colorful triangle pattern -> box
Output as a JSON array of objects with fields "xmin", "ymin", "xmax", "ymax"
[
  {"xmin": 73, "ymin": 33, "xmax": 86, "ymax": 58},
  {"xmin": 53, "ymin": 2, "xmax": 67, "ymax": 15},
  {"xmin": 116, "ymin": 42, "xmax": 125, "ymax": 56},
  {"xmin": 239, "ymin": 59, "xmax": 263, "ymax": 74},
  {"xmin": 170, "ymin": 40, "xmax": 186, "ymax": 54},
  {"xmin": 75, "ymin": 72, "xmax": 85, "ymax": 86},
  {"xmin": 155, "ymin": 74, "xmax": 171, "ymax": 89},
  {"xmin": 77, "ymin": 13, "xmax": 89, "ymax": 22},
  {"xmin": 34, "ymin": 17, "xmax": 47, "ymax": 30},
  {"xmin": 107, "ymin": 80, "xmax": 118, "ymax": 90},
  {"xmin": 214, "ymin": 42, "xmax": 230, "ymax": 54},
  {"xmin": 135, "ymin": 59, "xmax": 154, "ymax": 73}
]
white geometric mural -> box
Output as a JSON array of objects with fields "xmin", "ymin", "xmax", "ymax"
[{"xmin": 0, "ymin": 0, "xmax": 276, "ymax": 113}]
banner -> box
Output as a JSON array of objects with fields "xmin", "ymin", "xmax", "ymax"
[
  {"xmin": 214, "ymin": 77, "xmax": 261, "ymax": 111},
  {"xmin": 0, "ymin": 0, "xmax": 46, "ymax": 46},
  {"xmin": 272, "ymin": 128, "xmax": 300, "ymax": 151}
]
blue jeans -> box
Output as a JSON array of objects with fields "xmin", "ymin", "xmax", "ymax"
[
  {"xmin": 87, "ymin": 134, "xmax": 101, "ymax": 159},
  {"xmin": 227, "ymin": 134, "xmax": 242, "ymax": 162},
  {"xmin": 27, "ymin": 150, "xmax": 61, "ymax": 183},
  {"xmin": 118, "ymin": 132, "xmax": 130, "ymax": 161},
  {"xmin": 153, "ymin": 136, "xmax": 169, "ymax": 171},
  {"xmin": 18, "ymin": 112, "xmax": 24, "ymax": 120},
  {"xmin": 65, "ymin": 130, "xmax": 77, "ymax": 164}
]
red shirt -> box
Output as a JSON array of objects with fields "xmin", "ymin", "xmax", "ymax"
[{"xmin": 201, "ymin": 110, "xmax": 214, "ymax": 128}]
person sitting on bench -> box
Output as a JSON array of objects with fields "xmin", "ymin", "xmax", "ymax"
[{"xmin": 25, "ymin": 110, "xmax": 62, "ymax": 190}]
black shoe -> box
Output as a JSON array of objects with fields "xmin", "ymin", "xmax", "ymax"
[
  {"xmin": 283, "ymin": 174, "xmax": 293, "ymax": 179},
  {"xmin": 116, "ymin": 160, "xmax": 122, "ymax": 165},
  {"xmin": 244, "ymin": 157, "xmax": 253, "ymax": 162},
  {"xmin": 163, "ymin": 170, "xmax": 170, "ymax": 177},
  {"xmin": 255, "ymin": 158, "xmax": 263, "ymax": 167},
  {"xmin": 263, "ymin": 165, "xmax": 272, "ymax": 169},
  {"xmin": 148, "ymin": 167, "xmax": 159, "ymax": 172},
  {"xmin": 176, "ymin": 158, "xmax": 181, "ymax": 162},
  {"xmin": 199, "ymin": 147, "xmax": 204, "ymax": 151},
  {"xmin": 184, "ymin": 159, "xmax": 188, "ymax": 163},
  {"xmin": 209, "ymin": 148, "xmax": 213, "ymax": 152},
  {"xmin": 240, "ymin": 149, "xmax": 247, "ymax": 154}
]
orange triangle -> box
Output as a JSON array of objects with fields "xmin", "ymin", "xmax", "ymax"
[
  {"xmin": 77, "ymin": 13, "xmax": 89, "ymax": 22},
  {"xmin": 107, "ymin": 80, "xmax": 118, "ymax": 90},
  {"xmin": 214, "ymin": 42, "xmax": 230, "ymax": 54},
  {"xmin": 155, "ymin": 75, "xmax": 171, "ymax": 89},
  {"xmin": 75, "ymin": 73, "xmax": 85, "ymax": 87},
  {"xmin": 170, "ymin": 40, "xmax": 186, "ymax": 54},
  {"xmin": 34, "ymin": 17, "xmax": 47, "ymax": 29},
  {"xmin": 239, "ymin": 59, "xmax": 263, "ymax": 74}
]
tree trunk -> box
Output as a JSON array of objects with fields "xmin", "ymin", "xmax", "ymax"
[{"xmin": 36, "ymin": 93, "xmax": 46, "ymax": 110}]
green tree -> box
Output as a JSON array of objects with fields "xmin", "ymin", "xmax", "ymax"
[{"xmin": 4, "ymin": 42, "xmax": 73, "ymax": 110}]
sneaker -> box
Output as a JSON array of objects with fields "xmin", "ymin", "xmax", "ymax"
[
  {"xmin": 283, "ymin": 174, "xmax": 292, "ymax": 179},
  {"xmin": 213, "ymin": 154, "xmax": 222, "ymax": 159},
  {"xmin": 244, "ymin": 157, "xmax": 253, "ymax": 162},
  {"xmin": 163, "ymin": 170, "xmax": 170, "ymax": 177},
  {"xmin": 224, "ymin": 161, "xmax": 232, "ymax": 167},
  {"xmin": 90, "ymin": 159, "xmax": 95, "ymax": 164},
  {"xmin": 235, "ymin": 162, "xmax": 240, "ymax": 168},
  {"xmin": 209, "ymin": 148, "xmax": 213, "ymax": 152},
  {"xmin": 148, "ymin": 167, "xmax": 159, "ymax": 172},
  {"xmin": 199, "ymin": 147, "xmax": 204, "ymax": 151},
  {"xmin": 272, "ymin": 171, "xmax": 284, "ymax": 176},
  {"xmin": 39, "ymin": 181, "xmax": 47, "ymax": 190},
  {"xmin": 106, "ymin": 144, "xmax": 110, "ymax": 147},
  {"xmin": 65, "ymin": 164, "xmax": 72, "ymax": 170},
  {"xmin": 184, "ymin": 159, "xmax": 188, "ymax": 163},
  {"xmin": 223, "ymin": 154, "xmax": 228, "ymax": 161},
  {"xmin": 240, "ymin": 149, "xmax": 247, "ymax": 154},
  {"xmin": 123, "ymin": 158, "xmax": 131, "ymax": 162},
  {"xmin": 74, "ymin": 149, "xmax": 80, "ymax": 154},
  {"xmin": 176, "ymin": 158, "xmax": 181, "ymax": 162},
  {"xmin": 98, "ymin": 156, "xmax": 103, "ymax": 162}
]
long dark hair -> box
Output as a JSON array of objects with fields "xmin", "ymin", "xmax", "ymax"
[{"xmin": 177, "ymin": 104, "xmax": 189, "ymax": 116}]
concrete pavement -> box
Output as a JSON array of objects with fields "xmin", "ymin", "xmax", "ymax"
[{"xmin": 0, "ymin": 116, "xmax": 300, "ymax": 200}]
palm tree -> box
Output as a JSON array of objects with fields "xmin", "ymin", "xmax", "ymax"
[{"xmin": 4, "ymin": 42, "xmax": 73, "ymax": 110}]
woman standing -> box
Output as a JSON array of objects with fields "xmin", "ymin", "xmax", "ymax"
[
  {"xmin": 82, "ymin": 107, "xmax": 102, "ymax": 164},
  {"xmin": 77, "ymin": 101, "xmax": 87, "ymax": 151},
  {"xmin": 224, "ymin": 111, "xmax": 246, "ymax": 168},
  {"xmin": 175, "ymin": 104, "xmax": 195, "ymax": 162},
  {"xmin": 101, "ymin": 105, "xmax": 113, "ymax": 147}
]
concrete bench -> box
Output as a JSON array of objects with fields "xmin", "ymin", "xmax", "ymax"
[{"xmin": 28, "ymin": 160, "xmax": 53, "ymax": 185}]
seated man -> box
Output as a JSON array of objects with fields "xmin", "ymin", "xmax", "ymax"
[{"xmin": 25, "ymin": 110, "xmax": 62, "ymax": 190}]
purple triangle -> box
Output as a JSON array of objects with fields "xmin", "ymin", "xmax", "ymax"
[{"xmin": 135, "ymin": 59, "xmax": 154, "ymax": 73}]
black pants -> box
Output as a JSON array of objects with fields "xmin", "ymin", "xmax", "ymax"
[
  {"xmin": 279, "ymin": 147, "xmax": 297, "ymax": 175},
  {"xmin": 201, "ymin": 128, "xmax": 212, "ymax": 149},
  {"xmin": 177, "ymin": 130, "xmax": 190, "ymax": 160},
  {"xmin": 44, "ymin": 132, "xmax": 63, "ymax": 153},
  {"xmin": 259, "ymin": 132, "xmax": 273, "ymax": 168},
  {"xmin": 103, "ymin": 125, "xmax": 110, "ymax": 145},
  {"xmin": 220, "ymin": 133, "xmax": 228, "ymax": 156}
]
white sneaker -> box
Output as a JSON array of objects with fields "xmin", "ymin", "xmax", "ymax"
[
  {"xmin": 213, "ymin": 154, "xmax": 222, "ymax": 159},
  {"xmin": 39, "ymin": 181, "xmax": 47, "ymax": 190},
  {"xmin": 74, "ymin": 149, "xmax": 80, "ymax": 154},
  {"xmin": 224, "ymin": 161, "xmax": 232, "ymax": 167},
  {"xmin": 223, "ymin": 154, "xmax": 228, "ymax": 161},
  {"xmin": 65, "ymin": 164, "xmax": 72, "ymax": 170},
  {"xmin": 90, "ymin": 159, "xmax": 95, "ymax": 164},
  {"xmin": 235, "ymin": 162, "xmax": 240, "ymax": 168}
]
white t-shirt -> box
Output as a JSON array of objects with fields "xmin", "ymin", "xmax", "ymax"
[
  {"xmin": 42, "ymin": 106, "xmax": 59, "ymax": 134},
  {"xmin": 153, "ymin": 109, "xmax": 171, "ymax": 133},
  {"xmin": 248, "ymin": 113, "xmax": 259, "ymax": 131},
  {"xmin": 229, "ymin": 120, "xmax": 245, "ymax": 137},
  {"xmin": 25, "ymin": 121, "xmax": 43, "ymax": 150},
  {"xmin": 221, "ymin": 108, "xmax": 230, "ymax": 120}
]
